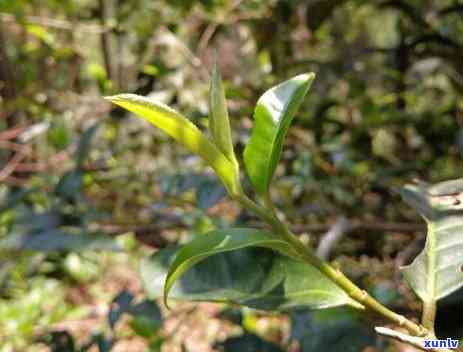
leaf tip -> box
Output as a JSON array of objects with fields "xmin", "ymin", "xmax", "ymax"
[
  {"xmin": 296, "ymin": 72, "xmax": 316, "ymax": 86},
  {"xmin": 103, "ymin": 94, "xmax": 118, "ymax": 102},
  {"xmin": 104, "ymin": 93, "xmax": 135, "ymax": 104}
]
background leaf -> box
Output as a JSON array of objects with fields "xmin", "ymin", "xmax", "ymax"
[
  {"xmin": 243, "ymin": 73, "xmax": 315, "ymax": 196},
  {"xmin": 140, "ymin": 246, "xmax": 356, "ymax": 311},
  {"xmin": 399, "ymin": 178, "xmax": 463, "ymax": 302},
  {"xmin": 0, "ymin": 230, "xmax": 120, "ymax": 252},
  {"xmin": 77, "ymin": 122, "xmax": 100, "ymax": 168},
  {"xmin": 214, "ymin": 333, "xmax": 282, "ymax": 352},
  {"xmin": 108, "ymin": 289, "xmax": 134, "ymax": 329},
  {"xmin": 196, "ymin": 179, "xmax": 226, "ymax": 209}
]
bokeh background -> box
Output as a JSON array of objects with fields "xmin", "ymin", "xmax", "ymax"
[{"xmin": 1, "ymin": 0, "xmax": 463, "ymax": 351}]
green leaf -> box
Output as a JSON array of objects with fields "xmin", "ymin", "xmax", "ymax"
[
  {"xmin": 140, "ymin": 238, "xmax": 356, "ymax": 311},
  {"xmin": 243, "ymin": 73, "xmax": 315, "ymax": 196},
  {"xmin": 209, "ymin": 60, "xmax": 238, "ymax": 169},
  {"xmin": 162, "ymin": 228, "xmax": 298, "ymax": 307},
  {"xmin": 105, "ymin": 94, "xmax": 241, "ymax": 196},
  {"xmin": 399, "ymin": 178, "xmax": 463, "ymax": 303}
]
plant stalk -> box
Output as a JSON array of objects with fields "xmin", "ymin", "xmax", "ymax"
[
  {"xmin": 237, "ymin": 194, "xmax": 427, "ymax": 337},
  {"xmin": 422, "ymin": 300, "xmax": 437, "ymax": 336}
]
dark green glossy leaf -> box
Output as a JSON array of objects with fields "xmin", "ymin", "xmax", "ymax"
[
  {"xmin": 399, "ymin": 178, "xmax": 463, "ymax": 302},
  {"xmin": 161, "ymin": 228, "xmax": 299, "ymax": 307},
  {"xmin": 243, "ymin": 73, "xmax": 315, "ymax": 196},
  {"xmin": 209, "ymin": 60, "xmax": 238, "ymax": 169},
  {"xmin": 140, "ymin": 245, "xmax": 356, "ymax": 311}
]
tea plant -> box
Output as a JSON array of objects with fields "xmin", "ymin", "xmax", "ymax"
[{"xmin": 106, "ymin": 64, "xmax": 463, "ymax": 351}]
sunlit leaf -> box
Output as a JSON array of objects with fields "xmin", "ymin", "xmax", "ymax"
[
  {"xmin": 243, "ymin": 73, "xmax": 315, "ymax": 196},
  {"xmin": 399, "ymin": 178, "xmax": 463, "ymax": 302},
  {"xmin": 209, "ymin": 60, "xmax": 238, "ymax": 169},
  {"xmin": 105, "ymin": 94, "xmax": 241, "ymax": 196}
]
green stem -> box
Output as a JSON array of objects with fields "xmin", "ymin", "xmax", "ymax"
[
  {"xmin": 236, "ymin": 193, "xmax": 427, "ymax": 337},
  {"xmin": 421, "ymin": 300, "xmax": 436, "ymax": 336}
]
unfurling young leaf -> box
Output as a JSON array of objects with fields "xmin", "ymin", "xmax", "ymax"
[
  {"xmin": 209, "ymin": 60, "xmax": 239, "ymax": 170},
  {"xmin": 243, "ymin": 73, "xmax": 315, "ymax": 197},
  {"xmin": 105, "ymin": 94, "xmax": 242, "ymax": 197},
  {"xmin": 399, "ymin": 178, "xmax": 463, "ymax": 303},
  {"xmin": 140, "ymin": 229, "xmax": 358, "ymax": 310}
]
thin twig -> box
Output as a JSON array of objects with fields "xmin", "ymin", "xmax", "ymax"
[
  {"xmin": 12, "ymin": 149, "xmax": 71, "ymax": 172},
  {"xmin": 375, "ymin": 327, "xmax": 455, "ymax": 352},
  {"xmin": 0, "ymin": 150, "xmax": 27, "ymax": 181},
  {"xmin": 0, "ymin": 126, "xmax": 28, "ymax": 141},
  {"xmin": 158, "ymin": 26, "xmax": 209, "ymax": 82},
  {"xmin": 196, "ymin": 0, "xmax": 244, "ymax": 53},
  {"xmin": 0, "ymin": 140, "xmax": 31, "ymax": 153},
  {"xmin": 316, "ymin": 217, "xmax": 353, "ymax": 259},
  {"xmin": 98, "ymin": 0, "xmax": 113, "ymax": 81}
]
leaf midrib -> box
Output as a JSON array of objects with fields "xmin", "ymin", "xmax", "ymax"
[
  {"xmin": 264, "ymin": 85, "xmax": 305, "ymax": 192},
  {"xmin": 426, "ymin": 221, "xmax": 437, "ymax": 303}
]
